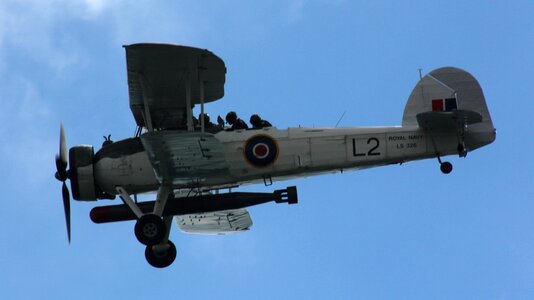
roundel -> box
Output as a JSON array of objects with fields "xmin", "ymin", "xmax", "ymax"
[{"xmin": 244, "ymin": 135, "xmax": 279, "ymax": 167}]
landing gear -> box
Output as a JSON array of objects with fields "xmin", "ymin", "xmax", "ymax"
[
  {"xmin": 437, "ymin": 155, "xmax": 453, "ymax": 174},
  {"xmin": 116, "ymin": 186, "xmax": 177, "ymax": 267},
  {"xmin": 440, "ymin": 161, "xmax": 453, "ymax": 174},
  {"xmin": 145, "ymin": 240, "xmax": 177, "ymax": 268},
  {"xmin": 435, "ymin": 117, "xmax": 468, "ymax": 172},
  {"xmin": 428, "ymin": 129, "xmax": 454, "ymax": 175},
  {"xmin": 134, "ymin": 214, "xmax": 166, "ymax": 245}
]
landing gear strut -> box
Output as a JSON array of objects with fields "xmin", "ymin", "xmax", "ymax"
[
  {"xmin": 428, "ymin": 127, "xmax": 454, "ymax": 175},
  {"xmin": 145, "ymin": 240, "xmax": 177, "ymax": 268}
]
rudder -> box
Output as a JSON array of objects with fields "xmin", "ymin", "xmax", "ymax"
[{"xmin": 402, "ymin": 67, "xmax": 493, "ymax": 130}]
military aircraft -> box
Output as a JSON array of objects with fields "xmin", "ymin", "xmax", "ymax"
[{"xmin": 54, "ymin": 43, "xmax": 496, "ymax": 268}]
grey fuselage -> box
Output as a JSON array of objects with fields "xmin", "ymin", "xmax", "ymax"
[{"xmin": 92, "ymin": 125, "xmax": 495, "ymax": 196}]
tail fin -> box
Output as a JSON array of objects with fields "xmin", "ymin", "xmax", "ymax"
[{"xmin": 402, "ymin": 67, "xmax": 494, "ymax": 130}]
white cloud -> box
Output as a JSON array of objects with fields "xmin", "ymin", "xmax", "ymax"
[
  {"xmin": 83, "ymin": 0, "xmax": 108, "ymax": 15},
  {"xmin": 0, "ymin": 76, "xmax": 54, "ymax": 188},
  {"xmin": 16, "ymin": 78, "xmax": 50, "ymax": 122},
  {"xmin": 0, "ymin": 0, "xmax": 203, "ymax": 199},
  {"xmin": 0, "ymin": 1, "xmax": 82, "ymax": 74},
  {"xmin": 103, "ymin": 2, "xmax": 203, "ymax": 46},
  {"xmin": 0, "ymin": 0, "xmax": 203, "ymax": 71}
]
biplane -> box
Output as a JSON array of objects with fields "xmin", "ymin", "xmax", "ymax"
[{"xmin": 54, "ymin": 43, "xmax": 496, "ymax": 268}]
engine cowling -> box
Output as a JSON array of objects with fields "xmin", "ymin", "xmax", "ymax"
[{"xmin": 69, "ymin": 145, "xmax": 97, "ymax": 201}]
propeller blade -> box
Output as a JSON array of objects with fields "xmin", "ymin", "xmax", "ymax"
[
  {"xmin": 55, "ymin": 123, "xmax": 68, "ymax": 182},
  {"xmin": 59, "ymin": 123, "xmax": 67, "ymax": 166},
  {"xmin": 62, "ymin": 182, "xmax": 71, "ymax": 243},
  {"xmin": 55, "ymin": 155, "xmax": 68, "ymax": 181}
]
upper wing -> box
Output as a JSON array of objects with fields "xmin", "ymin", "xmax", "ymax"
[
  {"xmin": 175, "ymin": 208, "xmax": 253, "ymax": 234},
  {"xmin": 124, "ymin": 43, "xmax": 226, "ymax": 129}
]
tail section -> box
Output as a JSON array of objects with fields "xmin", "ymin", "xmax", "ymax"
[
  {"xmin": 403, "ymin": 67, "xmax": 492, "ymax": 127},
  {"xmin": 402, "ymin": 67, "xmax": 495, "ymax": 150}
]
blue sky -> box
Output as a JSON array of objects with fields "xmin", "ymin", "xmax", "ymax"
[{"xmin": 0, "ymin": 0, "xmax": 533, "ymax": 299}]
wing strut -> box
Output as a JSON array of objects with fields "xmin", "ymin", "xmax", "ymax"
[
  {"xmin": 184, "ymin": 64, "xmax": 207, "ymax": 133},
  {"xmin": 138, "ymin": 74, "xmax": 154, "ymax": 132},
  {"xmin": 200, "ymin": 79, "xmax": 205, "ymax": 133},
  {"xmin": 116, "ymin": 186, "xmax": 144, "ymax": 218},
  {"xmin": 153, "ymin": 185, "xmax": 172, "ymax": 216},
  {"xmin": 185, "ymin": 73, "xmax": 194, "ymax": 132},
  {"xmin": 199, "ymin": 56, "xmax": 206, "ymax": 133},
  {"xmin": 115, "ymin": 186, "xmax": 172, "ymax": 219}
]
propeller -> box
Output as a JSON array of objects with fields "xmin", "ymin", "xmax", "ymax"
[{"xmin": 55, "ymin": 123, "xmax": 71, "ymax": 243}]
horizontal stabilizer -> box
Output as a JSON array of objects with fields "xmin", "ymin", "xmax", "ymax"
[
  {"xmin": 176, "ymin": 208, "xmax": 252, "ymax": 235},
  {"xmin": 416, "ymin": 109, "xmax": 482, "ymax": 130}
]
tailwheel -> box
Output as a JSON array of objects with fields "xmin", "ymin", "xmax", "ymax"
[
  {"xmin": 145, "ymin": 240, "xmax": 177, "ymax": 268},
  {"xmin": 440, "ymin": 161, "xmax": 453, "ymax": 174},
  {"xmin": 134, "ymin": 214, "xmax": 166, "ymax": 246}
]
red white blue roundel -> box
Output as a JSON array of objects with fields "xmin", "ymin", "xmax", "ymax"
[{"xmin": 244, "ymin": 135, "xmax": 279, "ymax": 167}]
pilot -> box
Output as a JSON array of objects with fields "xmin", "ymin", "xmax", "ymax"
[
  {"xmin": 192, "ymin": 116, "xmax": 199, "ymax": 128},
  {"xmin": 250, "ymin": 114, "xmax": 272, "ymax": 129},
  {"xmin": 199, "ymin": 113, "xmax": 215, "ymax": 129},
  {"xmin": 102, "ymin": 135, "xmax": 113, "ymax": 147},
  {"xmin": 217, "ymin": 115, "xmax": 225, "ymax": 127},
  {"xmin": 226, "ymin": 111, "xmax": 249, "ymax": 130}
]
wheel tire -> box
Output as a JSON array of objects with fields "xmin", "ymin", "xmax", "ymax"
[
  {"xmin": 440, "ymin": 162, "xmax": 453, "ymax": 174},
  {"xmin": 145, "ymin": 240, "xmax": 177, "ymax": 268},
  {"xmin": 134, "ymin": 214, "xmax": 166, "ymax": 246}
]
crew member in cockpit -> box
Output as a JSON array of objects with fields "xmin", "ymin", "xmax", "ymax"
[
  {"xmin": 250, "ymin": 114, "xmax": 272, "ymax": 129},
  {"xmin": 199, "ymin": 113, "xmax": 216, "ymax": 129},
  {"xmin": 226, "ymin": 111, "xmax": 249, "ymax": 130}
]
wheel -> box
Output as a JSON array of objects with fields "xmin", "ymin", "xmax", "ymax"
[
  {"xmin": 145, "ymin": 240, "xmax": 177, "ymax": 268},
  {"xmin": 440, "ymin": 162, "xmax": 453, "ymax": 174},
  {"xmin": 134, "ymin": 214, "xmax": 166, "ymax": 246}
]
